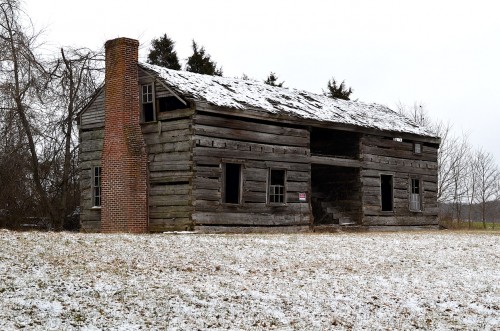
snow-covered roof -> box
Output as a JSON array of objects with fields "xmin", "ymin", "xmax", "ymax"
[{"xmin": 139, "ymin": 62, "xmax": 435, "ymax": 138}]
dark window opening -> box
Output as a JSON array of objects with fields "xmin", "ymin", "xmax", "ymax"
[
  {"xmin": 380, "ymin": 174, "xmax": 393, "ymax": 212},
  {"xmin": 143, "ymin": 103, "xmax": 155, "ymax": 122},
  {"xmin": 224, "ymin": 163, "xmax": 241, "ymax": 204},
  {"xmin": 142, "ymin": 84, "xmax": 155, "ymax": 122},
  {"xmin": 269, "ymin": 169, "xmax": 285, "ymax": 204},
  {"xmin": 310, "ymin": 127, "xmax": 360, "ymax": 158},
  {"xmin": 158, "ymin": 96, "xmax": 189, "ymax": 112},
  {"xmin": 92, "ymin": 166, "xmax": 102, "ymax": 207},
  {"xmin": 410, "ymin": 178, "xmax": 422, "ymax": 211}
]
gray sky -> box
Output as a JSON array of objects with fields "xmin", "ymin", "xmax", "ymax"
[{"xmin": 25, "ymin": 0, "xmax": 500, "ymax": 160}]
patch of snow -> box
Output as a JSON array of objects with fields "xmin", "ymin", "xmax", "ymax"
[
  {"xmin": 140, "ymin": 62, "xmax": 436, "ymax": 138},
  {"xmin": 0, "ymin": 231, "xmax": 498, "ymax": 330}
]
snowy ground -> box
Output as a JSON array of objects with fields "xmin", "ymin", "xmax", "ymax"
[{"xmin": 0, "ymin": 230, "xmax": 498, "ymax": 330}]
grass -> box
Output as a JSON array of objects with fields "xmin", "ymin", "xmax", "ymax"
[
  {"xmin": 0, "ymin": 230, "xmax": 498, "ymax": 330},
  {"xmin": 439, "ymin": 220, "xmax": 499, "ymax": 231}
]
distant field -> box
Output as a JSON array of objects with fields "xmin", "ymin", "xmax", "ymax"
[
  {"xmin": 0, "ymin": 230, "xmax": 498, "ymax": 330},
  {"xmin": 440, "ymin": 220, "xmax": 498, "ymax": 230}
]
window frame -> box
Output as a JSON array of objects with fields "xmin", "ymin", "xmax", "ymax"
[
  {"xmin": 413, "ymin": 142, "xmax": 422, "ymax": 154},
  {"xmin": 267, "ymin": 168, "xmax": 287, "ymax": 205},
  {"xmin": 92, "ymin": 166, "xmax": 102, "ymax": 208},
  {"xmin": 141, "ymin": 83, "xmax": 156, "ymax": 122},
  {"xmin": 409, "ymin": 177, "xmax": 423, "ymax": 212},
  {"xmin": 222, "ymin": 162, "xmax": 243, "ymax": 205}
]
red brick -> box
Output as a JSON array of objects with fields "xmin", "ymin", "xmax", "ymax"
[{"xmin": 101, "ymin": 38, "xmax": 148, "ymax": 233}]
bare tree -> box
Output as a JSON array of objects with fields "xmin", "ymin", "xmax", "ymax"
[
  {"xmin": 0, "ymin": 0, "xmax": 58, "ymax": 223},
  {"xmin": 395, "ymin": 101, "xmax": 431, "ymax": 128},
  {"xmin": 474, "ymin": 149, "xmax": 499, "ymax": 229},
  {"xmin": 463, "ymin": 151, "xmax": 478, "ymax": 229},
  {"xmin": 49, "ymin": 47, "xmax": 103, "ymax": 229}
]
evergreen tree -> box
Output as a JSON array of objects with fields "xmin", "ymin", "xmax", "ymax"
[
  {"xmin": 147, "ymin": 34, "xmax": 181, "ymax": 70},
  {"xmin": 264, "ymin": 72, "xmax": 284, "ymax": 87},
  {"xmin": 324, "ymin": 77, "xmax": 353, "ymax": 100},
  {"xmin": 185, "ymin": 41, "xmax": 222, "ymax": 76}
]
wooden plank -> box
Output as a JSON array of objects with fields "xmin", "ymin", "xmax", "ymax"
[
  {"xmin": 361, "ymin": 145, "xmax": 437, "ymax": 162},
  {"xmin": 149, "ymin": 174, "xmax": 193, "ymax": 184},
  {"xmin": 194, "ymin": 135, "xmax": 308, "ymax": 156},
  {"xmin": 193, "ymin": 201, "xmax": 310, "ymax": 213},
  {"xmin": 80, "ymin": 122, "xmax": 104, "ymax": 130},
  {"xmin": 195, "ymin": 124, "xmax": 309, "ymax": 147},
  {"xmin": 80, "ymin": 140, "xmax": 103, "ymax": 152},
  {"xmin": 310, "ymin": 155, "xmax": 361, "ymax": 168},
  {"xmin": 363, "ymin": 215, "xmax": 438, "ymax": 226},
  {"xmin": 362, "ymin": 161, "xmax": 437, "ymax": 176},
  {"xmin": 193, "ymin": 212, "xmax": 310, "ymax": 226},
  {"xmin": 193, "ymin": 188, "xmax": 220, "ymax": 201},
  {"xmin": 143, "ymin": 128, "xmax": 192, "ymax": 143},
  {"xmin": 79, "ymin": 151, "xmax": 102, "ymax": 162},
  {"xmin": 149, "ymin": 184, "xmax": 191, "ymax": 196},
  {"xmin": 147, "ymin": 140, "xmax": 192, "ymax": 155},
  {"xmin": 141, "ymin": 118, "xmax": 192, "ymax": 134},
  {"xmin": 194, "ymin": 146, "xmax": 310, "ymax": 164},
  {"xmin": 195, "ymin": 225, "xmax": 311, "ymax": 233},
  {"xmin": 195, "ymin": 165, "xmax": 221, "ymax": 177},
  {"xmin": 149, "ymin": 218, "xmax": 192, "ymax": 232},
  {"xmin": 149, "ymin": 195, "xmax": 190, "ymax": 206},
  {"xmin": 149, "ymin": 162, "xmax": 191, "ymax": 172},
  {"xmin": 80, "ymin": 129, "xmax": 104, "ymax": 140},
  {"xmin": 156, "ymin": 108, "xmax": 194, "ymax": 121},
  {"xmin": 287, "ymin": 181, "xmax": 309, "ymax": 192},
  {"xmin": 194, "ymin": 113, "xmax": 309, "ymax": 138}
]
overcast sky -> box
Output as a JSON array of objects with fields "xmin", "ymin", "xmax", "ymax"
[{"xmin": 24, "ymin": 0, "xmax": 500, "ymax": 161}]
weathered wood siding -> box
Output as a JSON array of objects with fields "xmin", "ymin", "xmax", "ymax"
[
  {"xmin": 80, "ymin": 89, "xmax": 105, "ymax": 130},
  {"xmin": 142, "ymin": 113, "xmax": 195, "ymax": 231},
  {"xmin": 192, "ymin": 107, "xmax": 311, "ymax": 227},
  {"xmin": 360, "ymin": 135, "xmax": 439, "ymax": 226},
  {"xmin": 139, "ymin": 68, "xmax": 195, "ymax": 231},
  {"xmin": 79, "ymin": 93, "xmax": 105, "ymax": 231}
]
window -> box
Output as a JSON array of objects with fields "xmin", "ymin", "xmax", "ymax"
[
  {"xmin": 268, "ymin": 169, "xmax": 286, "ymax": 204},
  {"xmin": 92, "ymin": 166, "xmax": 102, "ymax": 207},
  {"xmin": 414, "ymin": 142, "xmax": 422, "ymax": 154},
  {"xmin": 380, "ymin": 174, "xmax": 393, "ymax": 212},
  {"xmin": 158, "ymin": 96, "xmax": 189, "ymax": 112},
  {"xmin": 141, "ymin": 84, "xmax": 155, "ymax": 122},
  {"xmin": 223, "ymin": 163, "xmax": 241, "ymax": 204},
  {"xmin": 410, "ymin": 178, "xmax": 422, "ymax": 211}
]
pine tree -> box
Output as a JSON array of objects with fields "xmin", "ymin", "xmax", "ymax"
[
  {"xmin": 264, "ymin": 72, "xmax": 284, "ymax": 87},
  {"xmin": 324, "ymin": 77, "xmax": 353, "ymax": 100},
  {"xmin": 147, "ymin": 34, "xmax": 181, "ymax": 70},
  {"xmin": 185, "ymin": 41, "xmax": 223, "ymax": 76}
]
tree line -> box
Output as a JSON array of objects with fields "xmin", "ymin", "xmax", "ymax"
[{"xmin": 1, "ymin": 0, "xmax": 497, "ymax": 230}]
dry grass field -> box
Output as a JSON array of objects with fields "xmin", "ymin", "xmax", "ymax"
[{"xmin": 0, "ymin": 230, "xmax": 498, "ymax": 330}]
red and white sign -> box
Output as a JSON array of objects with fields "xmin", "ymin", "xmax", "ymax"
[{"xmin": 298, "ymin": 192, "xmax": 307, "ymax": 202}]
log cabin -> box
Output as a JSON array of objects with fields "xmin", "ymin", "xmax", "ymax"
[{"xmin": 78, "ymin": 37, "xmax": 440, "ymax": 233}]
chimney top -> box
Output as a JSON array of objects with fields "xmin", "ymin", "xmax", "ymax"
[{"xmin": 104, "ymin": 37, "xmax": 139, "ymax": 50}]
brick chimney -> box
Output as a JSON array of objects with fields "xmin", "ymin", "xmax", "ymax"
[{"xmin": 101, "ymin": 38, "xmax": 148, "ymax": 233}]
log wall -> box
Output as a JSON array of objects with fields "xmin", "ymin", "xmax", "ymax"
[
  {"xmin": 360, "ymin": 135, "xmax": 439, "ymax": 226},
  {"xmin": 80, "ymin": 90, "xmax": 105, "ymax": 131},
  {"xmin": 139, "ymin": 68, "xmax": 195, "ymax": 231},
  {"xmin": 79, "ymin": 93, "xmax": 105, "ymax": 232},
  {"xmin": 192, "ymin": 108, "xmax": 311, "ymax": 227}
]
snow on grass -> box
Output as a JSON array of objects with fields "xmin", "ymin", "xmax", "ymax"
[{"xmin": 0, "ymin": 230, "xmax": 498, "ymax": 330}]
